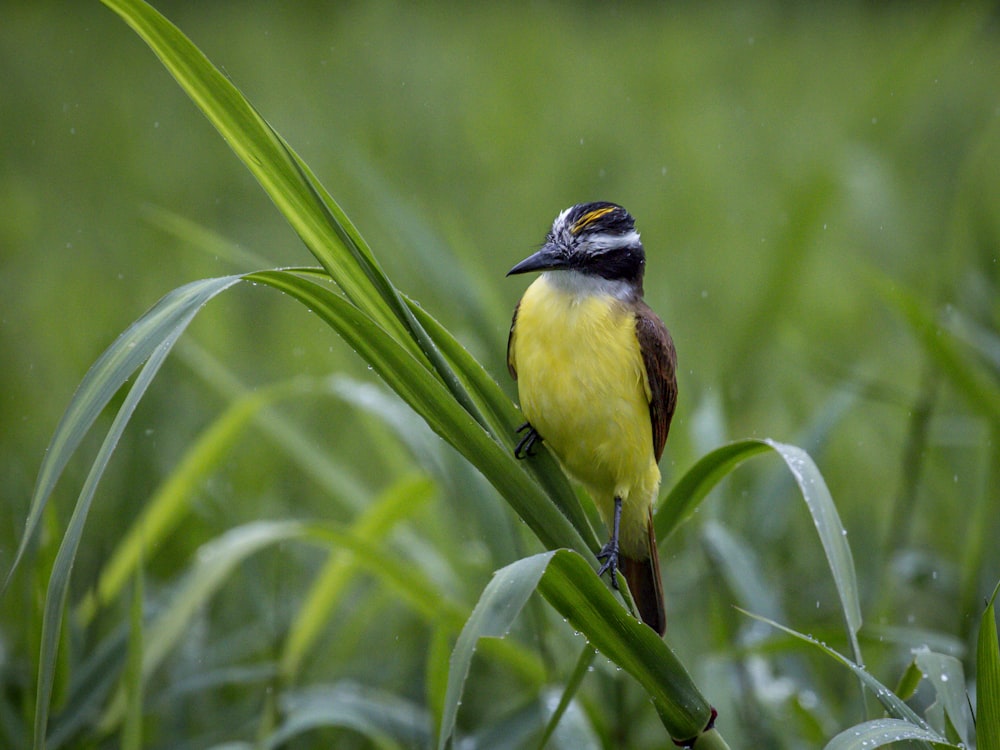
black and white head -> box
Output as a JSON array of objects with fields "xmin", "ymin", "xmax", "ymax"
[{"xmin": 507, "ymin": 202, "xmax": 646, "ymax": 297}]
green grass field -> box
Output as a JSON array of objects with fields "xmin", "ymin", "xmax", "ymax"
[{"xmin": 2, "ymin": 2, "xmax": 998, "ymax": 748}]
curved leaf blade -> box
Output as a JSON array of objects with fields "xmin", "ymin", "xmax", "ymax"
[
  {"xmin": 658, "ymin": 439, "xmax": 862, "ymax": 664},
  {"xmin": 978, "ymin": 582, "xmax": 1000, "ymax": 750},
  {"xmin": 246, "ymin": 270, "xmax": 590, "ymax": 556},
  {"xmin": 100, "ymin": 0, "xmax": 414, "ymax": 352},
  {"xmin": 763, "ymin": 439, "xmax": 863, "ymax": 663},
  {"xmin": 824, "ymin": 718, "xmax": 957, "ymax": 750},
  {"xmin": 5, "ymin": 276, "xmax": 242, "ymax": 593},
  {"xmin": 439, "ymin": 551, "xmax": 715, "ymax": 749},
  {"xmin": 656, "ymin": 439, "xmax": 771, "ymax": 542},
  {"xmin": 268, "ymin": 682, "xmax": 431, "ymax": 749}
]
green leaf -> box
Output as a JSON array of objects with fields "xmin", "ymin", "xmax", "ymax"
[
  {"xmin": 247, "ymin": 270, "xmax": 590, "ymax": 556},
  {"xmin": 763, "ymin": 440, "xmax": 863, "ymax": 663},
  {"xmin": 121, "ymin": 569, "xmax": 144, "ymax": 750},
  {"xmin": 912, "ymin": 648, "xmax": 971, "ymax": 745},
  {"xmin": 824, "ymin": 718, "xmax": 959, "ymax": 750},
  {"xmin": 5, "ymin": 275, "xmax": 241, "ymax": 594},
  {"xmin": 438, "ymin": 553, "xmax": 551, "ymax": 750},
  {"xmin": 99, "ymin": 0, "xmax": 415, "ymax": 355},
  {"xmin": 877, "ymin": 278, "xmax": 1000, "ymax": 424},
  {"xmin": 741, "ymin": 609, "xmax": 938, "ymax": 743},
  {"xmin": 656, "ymin": 439, "xmax": 772, "ymax": 542},
  {"xmin": 535, "ymin": 646, "xmax": 597, "ymax": 750},
  {"xmin": 77, "ymin": 373, "xmax": 335, "ymax": 626},
  {"xmin": 439, "ymin": 551, "xmax": 717, "ymax": 749},
  {"xmin": 658, "ymin": 439, "xmax": 862, "ymax": 663},
  {"xmin": 101, "ymin": 0, "xmax": 490, "ymax": 434},
  {"xmin": 266, "ymin": 682, "xmax": 432, "ymax": 749},
  {"xmin": 100, "ymin": 520, "xmax": 311, "ymax": 732},
  {"xmin": 280, "ymin": 474, "xmax": 436, "ymax": 681},
  {"xmin": 24, "ymin": 275, "xmax": 242, "ymax": 750},
  {"xmin": 978, "ymin": 581, "xmax": 1000, "ymax": 750}
]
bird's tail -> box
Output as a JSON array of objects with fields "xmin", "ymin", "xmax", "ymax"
[{"xmin": 621, "ymin": 506, "xmax": 665, "ymax": 636}]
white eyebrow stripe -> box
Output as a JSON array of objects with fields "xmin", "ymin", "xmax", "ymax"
[{"xmin": 588, "ymin": 230, "xmax": 641, "ymax": 251}]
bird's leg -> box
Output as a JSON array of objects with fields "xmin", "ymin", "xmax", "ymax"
[
  {"xmin": 596, "ymin": 496, "xmax": 623, "ymax": 589},
  {"xmin": 514, "ymin": 422, "xmax": 543, "ymax": 459}
]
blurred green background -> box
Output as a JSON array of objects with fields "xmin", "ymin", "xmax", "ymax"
[{"xmin": 2, "ymin": 1, "xmax": 999, "ymax": 748}]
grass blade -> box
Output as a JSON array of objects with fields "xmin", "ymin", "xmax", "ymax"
[
  {"xmin": 658, "ymin": 439, "xmax": 862, "ymax": 664},
  {"xmin": 655, "ymin": 439, "xmax": 772, "ymax": 542},
  {"xmin": 763, "ymin": 439, "xmax": 863, "ymax": 664},
  {"xmin": 440, "ymin": 550, "xmax": 718, "ymax": 749},
  {"xmin": 824, "ymin": 718, "xmax": 959, "ymax": 750},
  {"xmin": 878, "ymin": 278, "xmax": 1000, "ymax": 424},
  {"xmin": 30, "ymin": 276, "xmax": 242, "ymax": 750},
  {"xmin": 77, "ymin": 374, "xmax": 336, "ymax": 626},
  {"xmin": 978, "ymin": 581, "xmax": 1000, "ymax": 750},
  {"xmin": 741, "ymin": 609, "xmax": 937, "ymax": 739},
  {"xmin": 5, "ymin": 276, "xmax": 241, "ymax": 593},
  {"xmin": 100, "ymin": 0, "xmax": 415, "ymax": 353},
  {"xmin": 246, "ymin": 270, "xmax": 590, "ymax": 556},
  {"xmin": 912, "ymin": 649, "xmax": 971, "ymax": 746},
  {"xmin": 267, "ymin": 683, "xmax": 431, "ymax": 749},
  {"xmin": 280, "ymin": 474, "xmax": 435, "ymax": 682},
  {"xmin": 102, "ymin": 0, "xmax": 492, "ymax": 435},
  {"xmin": 437, "ymin": 552, "xmax": 550, "ymax": 750},
  {"xmin": 535, "ymin": 645, "xmax": 597, "ymax": 750},
  {"xmin": 121, "ymin": 569, "xmax": 144, "ymax": 750}
]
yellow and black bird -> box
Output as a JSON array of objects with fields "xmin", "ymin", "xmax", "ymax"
[{"xmin": 507, "ymin": 202, "xmax": 677, "ymax": 636}]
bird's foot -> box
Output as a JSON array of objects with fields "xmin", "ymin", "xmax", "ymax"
[
  {"xmin": 514, "ymin": 422, "xmax": 543, "ymax": 459},
  {"xmin": 596, "ymin": 496, "xmax": 624, "ymax": 589},
  {"xmin": 596, "ymin": 539, "xmax": 620, "ymax": 590}
]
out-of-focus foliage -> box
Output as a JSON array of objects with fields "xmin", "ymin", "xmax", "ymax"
[{"xmin": 1, "ymin": 2, "xmax": 998, "ymax": 748}]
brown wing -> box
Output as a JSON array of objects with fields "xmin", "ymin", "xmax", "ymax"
[
  {"xmin": 635, "ymin": 302, "xmax": 677, "ymax": 462},
  {"xmin": 506, "ymin": 300, "xmax": 520, "ymax": 380}
]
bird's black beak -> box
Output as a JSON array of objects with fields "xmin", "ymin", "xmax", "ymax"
[{"xmin": 506, "ymin": 243, "xmax": 568, "ymax": 276}]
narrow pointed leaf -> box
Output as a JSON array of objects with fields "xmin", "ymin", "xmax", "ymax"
[
  {"xmin": 267, "ymin": 683, "xmax": 431, "ymax": 749},
  {"xmin": 100, "ymin": 0, "xmax": 414, "ymax": 352},
  {"xmin": 656, "ymin": 439, "xmax": 771, "ymax": 542},
  {"xmin": 28, "ymin": 276, "xmax": 242, "ymax": 750},
  {"xmin": 978, "ymin": 582, "xmax": 1000, "ymax": 750},
  {"xmin": 878, "ymin": 278, "xmax": 1000, "ymax": 424},
  {"xmin": 5, "ymin": 276, "xmax": 241, "ymax": 592},
  {"xmin": 741, "ymin": 609, "xmax": 934, "ymax": 736},
  {"xmin": 824, "ymin": 718, "xmax": 958, "ymax": 750},
  {"xmin": 246, "ymin": 270, "xmax": 590, "ymax": 556},
  {"xmin": 102, "ymin": 0, "xmax": 491, "ymax": 435},
  {"xmin": 440, "ymin": 551, "xmax": 715, "ymax": 749},
  {"xmin": 281, "ymin": 474, "xmax": 435, "ymax": 681},
  {"xmin": 763, "ymin": 439, "xmax": 863, "ymax": 663},
  {"xmin": 912, "ymin": 649, "xmax": 971, "ymax": 746},
  {"xmin": 438, "ymin": 552, "xmax": 551, "ymax": 750},
  {"xmin": 658, "ymin": 439, "xmax": 862, "ymax": 664}
]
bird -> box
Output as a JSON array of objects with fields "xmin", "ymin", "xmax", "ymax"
[{"xmin": 506, "ymin": 202, "xmax": 677, "ymax": 635}]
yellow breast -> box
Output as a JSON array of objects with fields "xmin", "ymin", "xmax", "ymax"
[{"xmin": 510, "ymin": 274, "xmax": 660, "ymax": 551}]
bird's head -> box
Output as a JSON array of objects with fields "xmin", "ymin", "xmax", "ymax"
[{"xmin": 507, "ymin": 202, "xmax": 646, "ymax": 293}]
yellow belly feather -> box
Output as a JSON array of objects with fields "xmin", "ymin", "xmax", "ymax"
[{"xmin": 512, "ymin": 276, "xmax": 660, "ymax": 557}]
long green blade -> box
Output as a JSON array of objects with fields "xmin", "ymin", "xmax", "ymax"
[
  {"xmin": 657, "ymin": 439, "xmax": 862, "ymax": 664},
  {"xmin": 5, "ymin": 276, "xmax": 241, "ymax": 593},
  {"xmin": 439, "ymin": 551, "xmax": 717, "ymax": 749},
  {"xmin": 99, "ymin": 0, "xmax": 414, "ymax": 353},
  {"xmin": 18, "ymin": 276, "xmax": 241, "ymax": 750},
  {"xmin": 824, "ymin": 719, "xmax": 957, "ymax": 750},
  {"xmin": 978, "ymin": 582, "xmax": 1000, "ymax": 750},
  {"xmin": 246, "ymin": 270, "xmax": 590, "ymax": 556}
]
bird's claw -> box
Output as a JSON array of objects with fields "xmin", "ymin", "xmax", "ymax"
[{"xmin": 514, "ymin": 422, "xmax": 543, "ymax": 459}]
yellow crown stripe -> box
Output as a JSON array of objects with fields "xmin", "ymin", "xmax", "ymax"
[{"xmin": 572, "ymin": 206, "xmax": 616, "ymax": 234}]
